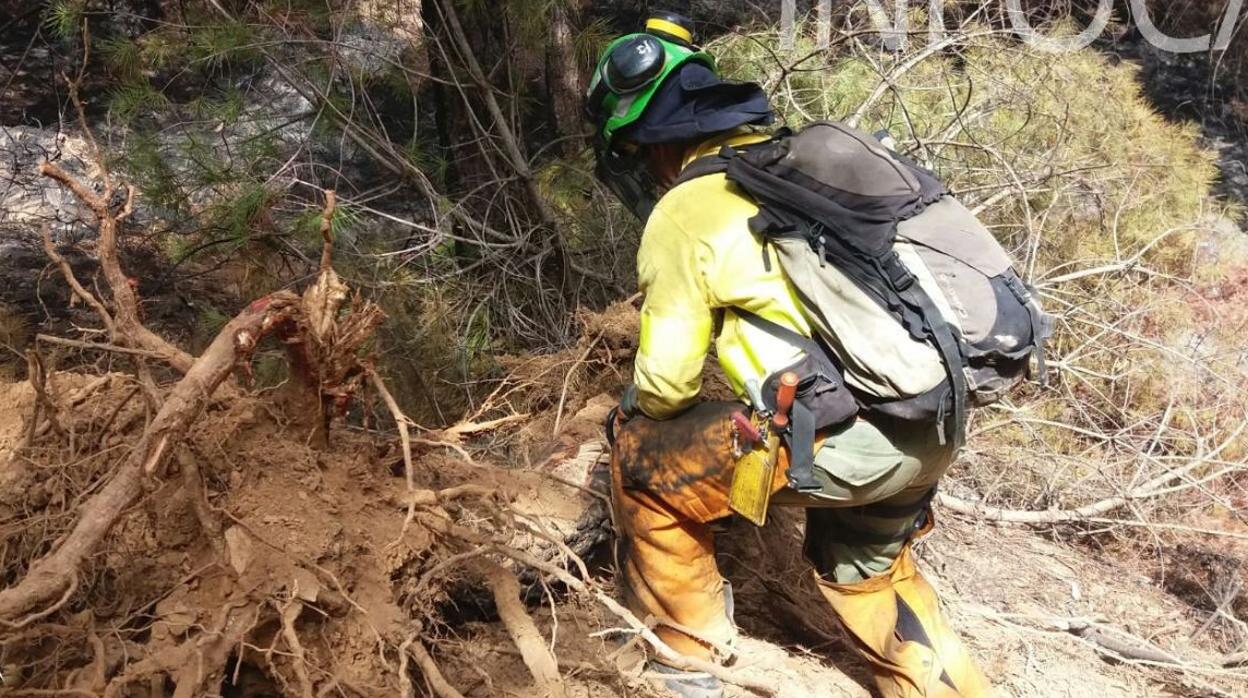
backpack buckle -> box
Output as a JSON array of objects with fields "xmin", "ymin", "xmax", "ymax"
[
  {"xmin": 875, "ymin": 253, "xmax": 915, "ymax": 291},
  {"xmin": 890, "ymin": 266, "xmax": 915, "ymax": 291}
]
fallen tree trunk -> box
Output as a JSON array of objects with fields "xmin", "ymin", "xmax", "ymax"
[{"xmin": 0, "ymin": 292, "xmax": 299, "ymax": 623}]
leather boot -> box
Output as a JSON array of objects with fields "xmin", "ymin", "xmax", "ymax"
[{"xmin": 815, "ymin": 546, "xmax": 993, "ymax": 697}]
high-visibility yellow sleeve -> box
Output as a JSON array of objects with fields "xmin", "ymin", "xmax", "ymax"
[{"xmin": 633, "ymin": 206, "xmax": 714, "ymax": 419}]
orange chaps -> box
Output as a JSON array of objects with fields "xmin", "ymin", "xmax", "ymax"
[
  {"xmin": 610, "ymin": 402, "xmax": 772, "ymax": 660},
  {"xmin": 610, "ymin": 402, "xmax": 993, "ymax": 697}
]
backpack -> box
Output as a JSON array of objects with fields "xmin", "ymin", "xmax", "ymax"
[{"xmin": 676, "ymin": 121, "xmax": 1052, "ymax": 491}]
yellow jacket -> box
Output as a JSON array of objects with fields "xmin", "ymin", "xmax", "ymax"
[{"xmin": 634, "ymin": 132, "xmax": 814, "ymax": 419}]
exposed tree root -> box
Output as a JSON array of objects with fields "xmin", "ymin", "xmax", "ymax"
[
  {"xmin": 402, "ymin": 634, "xmax": 467, "ymax": 698},
  {"xmin": 484, "ymin": 562, "xmax": 567, "ymax": 698},
  {"xmin": 0, "ymin": 292, "xmax": 300, "ymax": 622},
  {"xmin": 277, "ymin": 599, "xmax": 316, "ymax": 698},
  {"xmin": 415, "ymin": 510, "xmax": 777, "ymax": 696}
]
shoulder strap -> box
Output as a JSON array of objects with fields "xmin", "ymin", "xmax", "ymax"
[
  {"xmin": 672, "ymin": 153, "xmax": 730, "ymax": 188},
  {"xmin": 1003, "ymin": 275, "xmax": 1053, "ymax": 385},
  {"xmin": 672, "ymin": 133, "xmax": 784, "ymax": 189},
  {"xmin": 731, "ymin": 307, "xmax": 820, "ymax": 355}
]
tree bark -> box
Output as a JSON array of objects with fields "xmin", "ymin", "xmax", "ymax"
[
  {"xmin": 817, "ymin": 0, "xmax": 832, "ymax": 49},
  {"xmin": 781, "ymin": 0, "xmax": 797, "ymax": 51},
  {"xmin": 548, "ymin": 3, "xmax": 585, "ymax": 155}
]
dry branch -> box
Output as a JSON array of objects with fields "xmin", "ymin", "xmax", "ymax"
[
  {"xmin": 35, "ymin": 333, "xmax": 174, "ymax": 359},
  {"xmin": 938, "ymin": 422, "xmax": 1243, "ymax": 525},
  {"xmin": 0, "ymin": 292, "xmax": 300, "ymax": 622},
  {"xmin": 38, "ymin": 162, "xmax": 195, "ymax": 373},
  {"xmin": 1065, "ymin": 618, "xmax": 1183, "ymax": 665},
  {"xmin": 318, "ymin": 189, "xmax": 337, "ymax": 272},
  {"xmin": 435, "ymin": 0, "xmax": 573, "ymax": 283}
]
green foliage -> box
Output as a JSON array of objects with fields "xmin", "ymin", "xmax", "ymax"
[
  {"xmin": 42, "ymin": 0, "xmax": 84, "ymax": 41},
  {"xmin": 107, "ymin": 82, "xmax": 170, "ymax": 122},
  {"xmin": 188, "ymin": 89, "xmax": 246, "ymax": 125},
  {"xmin": 188, "ymin": 20, "xmax": 260, "ymax": 70},
  {"xmin": 404, "ymin": 139, "xmax": 449, "ymax": 188},
  {"xmin": 197, "ymin": 305, "xmax": 230, "ymax": 338},
  {"xmin": 209, "ymin": 184, "xmax": 274, "ymax": 243},
  {"xmin": 574, "ymin": 18, "xmax": 615, "ymax": 70},
  {"xmin": 138, "ymin": 32, "xmax": 178, "ymax": 71},
  {"xmin": 120, "ymin": 131, "xmax": 183, "ymax": 215},
  {"xmin": 162, "ymin": 233, "xmax": 192, "ymax": 264},
  {"xmin": 291, "ymin": 202, "xmax": 360, "ymax": 246},
  {"xmin": 709, "ymin": 26, "xmax": 1221, "ymax": 276},
  {"xmin": 100, "ymin": 36, "xmax": 142, "ymax": 79}
]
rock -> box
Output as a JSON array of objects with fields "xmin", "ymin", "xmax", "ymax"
[
  {"xmin": 224, "ymin": 525, "xmax": 255, "ymax": 575},
  {"xmin": 1193, "ymin": 214, "xmax": 1248, "ymax": 278},
  {"xmin": 290, "ymin": 567, "xmax": 322, "ymax": 603},
  {"xmin": 151, "ymin": 597, "xmax": 196, "ymax": 640},
  {"xmin": 0, "ymin": 127, "xmax": 104, "ymax": 242}
]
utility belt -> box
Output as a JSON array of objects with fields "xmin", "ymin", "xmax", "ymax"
[
  {"xmin": 724, "ymin": 369, "xmax": 809, "ymax": 526},
  {"xmin": 604, "ymin": 396, "xmax": 937, "ymax": 538}
]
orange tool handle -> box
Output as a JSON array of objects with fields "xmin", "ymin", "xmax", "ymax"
[
  {"xmin": 731, "ymin": 411, "xmax": 762, "ymax": 444},
  {"xmin": 772, "ymin": 372, "xmax": 799, "ymax": 430}
]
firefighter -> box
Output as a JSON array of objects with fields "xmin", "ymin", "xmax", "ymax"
[{"xmin": 585, "ymin": 12, "xmax": 993, "ymax": 698}]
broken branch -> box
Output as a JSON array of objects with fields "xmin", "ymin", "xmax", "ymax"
[
  {"xmin": 39, "ymin": 223, "xmax": 115, "ymax": 336},
  {"xmin": 38, "ymin": 161, "xmax": 195, "ymax": 373}
]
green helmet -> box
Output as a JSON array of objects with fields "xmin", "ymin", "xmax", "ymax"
[{"xmin": 584, "ymin": 12, "xmax": 714, "ymax": 150}]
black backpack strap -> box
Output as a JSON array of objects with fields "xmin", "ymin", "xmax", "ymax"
[
  {"xmin": 786, "ymin": 400, "xmax": 821, "ymax": 492},
  {"xmin": 732, "ymin": 308, "xmax": 824, "ymax": 492},
  {"xmin": 672, "ymin": 153, "xmax": 731, "ymax": 188},
  {"xmin": 1003, "ymin": 276, "xmax": 1053, "ymax": 385},
  {"xmin": 732, "ymin": 307, "xmax": 822, "ymax": 356},
  {"xmin": 884, "ymin": 256, "xmax": 967, "ymax": 450},
  {"xmin": 673, "ymin": 135, "xmax": 783, "ymax": 189}
]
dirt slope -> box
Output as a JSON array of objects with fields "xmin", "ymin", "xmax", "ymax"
[
  {"xmin": 447, "ymin": 511, "xmax": 1242, "ymax": 697},
  {"xmin": 0, "ymin": 374, "xmax": 1243, "ymax": 697}
]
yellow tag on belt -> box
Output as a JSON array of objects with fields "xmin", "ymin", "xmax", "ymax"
[{"xmin": 729, "ymin": 447, "xmax": 774, "ymax": 526}]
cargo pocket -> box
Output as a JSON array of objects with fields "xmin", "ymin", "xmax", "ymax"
[
  {"xmin": 812, "ymin": 419, "xmax": 907, "ymax": 489},
  {"xmin": 815, "ymin": 447, "xmax": 904, "ymax": 487}
]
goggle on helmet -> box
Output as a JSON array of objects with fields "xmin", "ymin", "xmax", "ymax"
[{"xmin": 584, "ymin": 12, "xmax": 715, "ymax": 151}]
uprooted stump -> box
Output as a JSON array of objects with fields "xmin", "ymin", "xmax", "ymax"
[
  {"xmin": 2, "ymin": 118, "xmax": 740, "ymax": 694},
  {"xmin": 0, "ymin": 291, "xmax": 301, "ymax": 623},
  {"xmin": 0, "ymin": 368, "xmax": 627, "ymax": 696},
  {"xmin": 0, "ymin": 147, "xmax": 643, "ymax": 695}
]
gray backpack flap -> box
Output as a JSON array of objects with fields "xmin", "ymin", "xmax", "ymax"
[
  {"xmin": 678, "ymin": 120, "xmax": 1051, "ymax": 457},
  {"xmin": 896, "ymin": 197, "xmax": 1050, "ymax": 406}
]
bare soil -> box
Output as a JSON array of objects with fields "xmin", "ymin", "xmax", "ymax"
[{"xmin": 1, "ymin": 369, "xmax": 1244, "ymax": 697}]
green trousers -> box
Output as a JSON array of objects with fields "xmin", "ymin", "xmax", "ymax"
[{"xmin": 775, "ymin": 416, "xmax": 954, "ymax": 583}]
